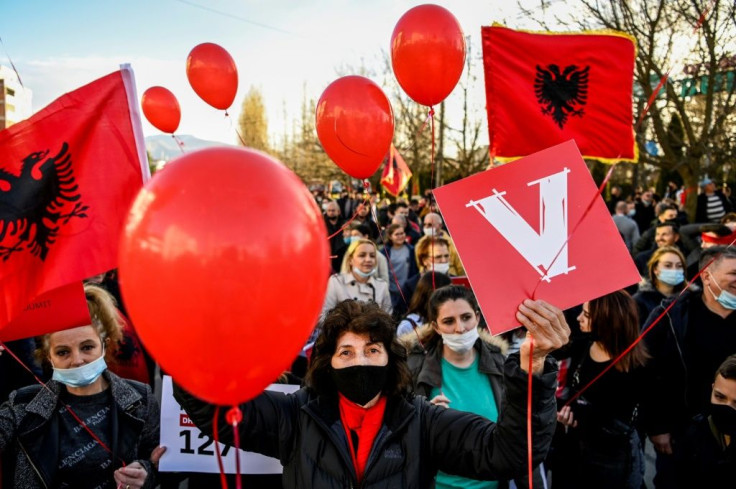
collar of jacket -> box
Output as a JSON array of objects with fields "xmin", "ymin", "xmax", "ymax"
[
  {"xmin": 18, "ymin": 371, "xmax": 147, "ymax": 487},
  {"xmin": 337, "ymin": 271, "xmax": 381, "ymax": 289}
]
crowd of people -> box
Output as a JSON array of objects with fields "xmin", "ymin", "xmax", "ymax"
[{"xmin": 0, "ymin": 182, "xmax": 735, "ymax": 488}]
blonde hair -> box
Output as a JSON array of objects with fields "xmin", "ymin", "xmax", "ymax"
[
  {"xmin": 339, "ymin": 239, "xmax": 378, "ymax": 273},
  {"xmin": 36, "ymin": 283, "xmax": 124, "ymax": 366},
  {"xmin": 646, "ymin": 246, "xmax": 687, "ymax": 292}
]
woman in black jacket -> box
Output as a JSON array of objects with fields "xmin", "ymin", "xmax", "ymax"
[{"xmin": 174, "ymin": 298, "xmax": 569, "ymax": 489}]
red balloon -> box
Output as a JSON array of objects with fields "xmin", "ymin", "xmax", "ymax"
[
  {"xmin": 141, "ymin": 86, "xmax": 181, "ymax": 134},
  {"xmin": 315, "ymin": 76, "xmax": 394, "ymax": 179},
  {"xmin": 391, "ymin": 4, "xmax": 466, "ymax": 106},
  {"xmin": 118, "ymin": 147, "xmax": 329, "ymax": 405},
  {"xmin": 186, "ymin": 43, "xmax": 238, "ymax": 110}
]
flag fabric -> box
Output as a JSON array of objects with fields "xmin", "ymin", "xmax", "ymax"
[
  {"xmin": 0, "ymin": 65, "xmax": 149, "ymax": 330},
  {"xmin": 380, "ymin": 144, "xmax": 412, "ymax": 196},
  {"xmin": 482, "ymin": 25, "xmax": 637, "ymax": 163}
]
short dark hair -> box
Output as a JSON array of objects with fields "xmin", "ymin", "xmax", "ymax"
[
  {"xmin": 350, "ymin": 223, "xmax": 371, "ymax": 237},
  {"xmin": 396, "ymin": 202, "xmax": 409, "ymax": 210},
  {"xmin": 407, "ymin": 272, "xmax": 453, "ymax": 318},
  {"xmin": 305, "ymin": 300, "xmax": 412, "ymax": 398},
  {"xmin": 656, "ymin": 220, "xmax": 679, "ymax": 233},
  {"xmin": 427, "ymin": 285, "xmax": 479, "ymax": 323},
  {"xmin": 699, "ymin": 245, "xmax": 736, "ymax": 271},
  {"xmin": 656, "ymin": 202, "xmax": 677, "ymax": 216},
  {"xmin": 716, "ymin": 354, "xmax": 736, "ymax": 381}
]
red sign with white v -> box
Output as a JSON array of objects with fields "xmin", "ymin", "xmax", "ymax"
[{"xmin": 433, "ymin": 140, "xmax": 639, "ymax": 335}]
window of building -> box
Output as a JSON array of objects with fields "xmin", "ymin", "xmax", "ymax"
[{"xmin": 6, "ymin": 87, "xmax": 15, "ymax": 97}]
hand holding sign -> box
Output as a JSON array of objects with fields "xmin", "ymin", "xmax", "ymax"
[{"xmin": 516, "ymin": 299, "xmax": 571, "ymax": 374}]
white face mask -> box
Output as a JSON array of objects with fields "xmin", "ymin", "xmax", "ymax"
[
  {"xmin": 423, "ymin": 227, "xmax": 437, "ymax": 237},
  {"xmin": 441, "ymin": 328, "xmax": 479, "ymax": 353},
  {"xmin": 51, "ymin": 349, "xmax": 107, "ymax": 387},
  {"xmin": 431, "ymin": 262, "xmax": 450, "ymax": 275}
]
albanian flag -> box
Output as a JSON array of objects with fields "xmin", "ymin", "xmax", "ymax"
[
  {"xmin": 0, "ymin": 65, "xmax": 149, "ymax": 331},
  {"xmin": 482, "ymin": 25, "xmax": 637, "ymax": 163},
  {"xmin": 381, "ymin": 144, "xmax": 412, "ymax": 196}
]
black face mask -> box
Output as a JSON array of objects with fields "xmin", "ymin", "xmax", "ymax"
[
  {"xmin": 710, "ymin": 403, "xmax": 736, "ymax": 436},
  {"xmin": 331, "ymin": 365, "xmax": 388, "ymax": 406}
]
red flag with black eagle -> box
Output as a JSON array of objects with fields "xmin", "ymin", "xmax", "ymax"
[
  {"xmin": 380, "ymin": 144, "xmax": 412, "ymax": 196},
  {"xmin": 0, "ymin": 66, "xmax": 149, "ymax": 333},
  {"xmin": 482, "ymin": 25, "xmax": 637, "ymax": 163}
]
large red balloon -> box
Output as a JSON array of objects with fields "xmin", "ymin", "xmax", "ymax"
[
  {"xmin": 391, "ymin": 4, "xmax": 466, "ymax": 106},
  {"xmin": 141, "ymin": 86, "xmax": 181, "ymax": 134},
  {"xmin": 186, "ymin": 43, "xmax": 238, "ymax": 110},
  {"xmin": 315, "ymin": 76, "xmax": 394, "ymax": 179},
  {"xmin": 118, "ymin": 147, "xmax": 329, "ymax": 405}
]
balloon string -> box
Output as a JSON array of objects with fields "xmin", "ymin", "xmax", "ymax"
[
  {"xmin": 527, "ymin": 334, "xmax": 534, "ymax": 486},
  {"xmin": 369, "ymin": 205, "xmax": 409, "ymax": 308},
  {"xmin": 0, "ymin": 341, "xmax": 123, "ymax": 467},
  {"xmin": 172, "ymin": 134, "xmax": 186, "ymax": 154},
  {"xmin": 212, "ymin": 406, "xmax": 229, "ymax": 489},
  {"xmin": 223, "ymin": 110, "xmax": 249, "ymax": 147},
  {"xmin": 428, "ymin": 107, "xmax": 436, "ymax": 291},
  {"xmin": 227, "ymin": 407, "xmax": 243, "ymax": 489}
]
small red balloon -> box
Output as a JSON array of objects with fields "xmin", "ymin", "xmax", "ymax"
[
  {"xmin": 141, "ymin": 86, "xmax": 181, "ymax": 134},
  {"xmin": 118, "ymin": 147, "xmax": 329, "ymax": 405},
  {"xmin": 315, "ymin": 76, "xmax": 394, "ymax": 179},
  {"xmin": 186, "ymin": 43, "xmax": 238, "ymax": 110},
  {"xmin": 391, "ymin": 4, "xmax": 466, "ymax": 106}
]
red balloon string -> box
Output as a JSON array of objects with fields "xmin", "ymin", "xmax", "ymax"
[
  {"xmin": 527, "ymin": 334, "xmax": 534, "ymax": 486},
  {"xmin": 0, "ymin": 341, "xmax": 124, "ymax": 467},
  {"xmin": 172, "ymin": 134, "xmax": 186, "ymax": 154},
  {"xmin": 368, "ymin": 206, "xmax": 409, "ymax": 308},
  {"xmin": 212, "ymin": 406, "xmax": 229, "ymax": 489},
  {"xmin": 326, "ymin": 196, "xmax": 369, "ymax": 241},
  {"xmin": 227, "ymin": 406, "xmax": 244, "ymax": 489}
]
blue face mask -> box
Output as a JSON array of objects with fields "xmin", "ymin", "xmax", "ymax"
[
  {"xmin": 352, "ymin": 266, "xmax": 376, "ymax": 279},
  {"xmin": 658, "ymin": 269, "xmax": 685, "ymax": 286},
  {"xmin": 343, "ymin": 236, "xmax": 360, "ymax": 245},
  {"xmin": 51, "ymin": 350, "xmax": 107, "ymax": 387},
  {"xmin": 707, "ymin": 279, "xmax": 736, "ymax": 310}
]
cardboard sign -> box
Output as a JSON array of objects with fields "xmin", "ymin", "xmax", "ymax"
[
  {"xmin": 433, "ymin": 140, "xmax": 639, "ymax": 334},
  {"xmin": 0, "ymin": 282, "xmax": 90, "ymax": 341},
  {"xmin": 159, "ymin": 376, "xmax": 299, "ymax": 474}
]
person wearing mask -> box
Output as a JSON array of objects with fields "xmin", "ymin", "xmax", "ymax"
[
  {"xmin": 612, "ymin": 201, "xmax": 640, "ymax": 252},
  {"xmin": 415, "ymin": 213, "xmax": 465, "ymax": 276},
  {"xmin": 416, "ymin": 237, "xmax": 453, "ymax": 275},
  {"xmin": 644, "ymin": 246, "xmax": 736, "ymax": 488},
  {"xmin": 396, "ymin": 272, "xmax": 452, "ymax": 337},
  {"xmin": 323, "ymin": 239, "xmax": 392, "ymax": 315},
  {"xmin": 633, "ymin": 246, "xmax": 688, "ymax": 327},
  {"xmin": 324, "ymin": 200, "xmax": 347, "ymax": 272},
  {"xmin": 403, "ymin": 285, "xmax": 547, "ymax": 488},
  {"xmin": 0, "ymin": 284, "xmax": 163, "ymax": 489},
  {"xmin": 380, "ymin": 223, "xmax": 419, "ymax": 319},
  {"xmin": 674, "ymin": 354, "xmax": 736, "ymax": 486},
  {"xmin": 174, "ymin": 297, "xmax": 569, "ymax": 489},
  {"xmin": 554, "ymin": 291, "xmax": 652, "ymax": 489},
  {"xmin": 346, "ymin": 223, "xmax": 388, "ymax": 282}
]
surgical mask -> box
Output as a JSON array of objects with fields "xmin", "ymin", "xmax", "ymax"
[
  {"xmin": 423, "ymin": 227, "xmax": 437, "ymax": 237},
  {"xmin": 343, "ymin": 236, "xmax": 359, "ymax": 245},
  {"xmin": 658, "ymin": 269, "xmax": 685, "ymax": 286},
  {"xmin": 628, "ymin": 209, "xmax": 636, "ymax": 217},
  {"xmin": 441, "ymin": 327, "xmax": 479, "ymax": 353},
  {"xmin": 707, "ymin": 279, "xmax": 736, "ymax": 310},
  {"xmin": 352, "ymin": 266, "xmax": 376, "ymax": 279},
  {"xmin": 431, "ymin": 262, "xmax": 450, "ymax": 275},
  {"xmin": 710, "ymin": 403, "xmax": 736, "ymax": 436},
  {"xmin": 52, "ymin": 350, "xmax": 107, "ymax": 388},
  {"xmin": 331, "ymin": 365, "xmax": 388, "ymax": 405}
]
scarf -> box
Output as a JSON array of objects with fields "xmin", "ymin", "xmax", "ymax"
[{"xmin": 338, "ymin": 393, "xmax": 387, "ymax": 482}]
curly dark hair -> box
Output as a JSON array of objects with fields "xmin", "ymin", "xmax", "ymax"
[{"xmin": 305, "ymin": 300, "xmax": 412, "ymax": 398}]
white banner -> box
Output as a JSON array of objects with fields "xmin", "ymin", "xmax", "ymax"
[{"xmin": 158, "ymin": 375, "xmax": 299, "ymax": 474}]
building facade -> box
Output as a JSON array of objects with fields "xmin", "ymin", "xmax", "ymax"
[{"xmin": 0, "ymin": 65, "xmax": 32, "ymax": 130}]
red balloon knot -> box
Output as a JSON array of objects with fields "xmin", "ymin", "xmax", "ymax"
[
  {"xmin": 428, "ymin": 107, "xmax": 435, "ymax": 117},
  {"xmin": 363, "ymin": 180, "xmax": 370, "ymax": 189},
  {"xmin": 226, "ymin": 406, "xmax": 243, "ymax": 426}
]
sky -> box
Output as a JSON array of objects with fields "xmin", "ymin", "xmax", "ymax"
[{"xmin": 1, "ymin": 0, "xmax": 558, "ymax": 145}]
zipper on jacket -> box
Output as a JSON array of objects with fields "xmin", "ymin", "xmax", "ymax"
[
  {"xmin": 303, "ymin": 407, "xmax": 359, "ymax": 485},
  {"xmin": 19, "ymin": 441, "xmax": 50, "ymax": 489}
]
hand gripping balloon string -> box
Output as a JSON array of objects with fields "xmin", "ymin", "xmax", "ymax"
[
  {"xmin": 0, "ymin": 341, "xmax": 122, "ymax": 468},
  {"xmin": 213, "ymin": 406, "xmax": 229, "ymax": 489},
  {"xmin": 527, "ymin": 334, "xmax": 534, "ymax": 487},
  {"xmin": 227, "ymin": 407, "xmax": 244, "ymax": 489}
]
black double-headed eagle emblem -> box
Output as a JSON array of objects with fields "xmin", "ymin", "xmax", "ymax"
[{"xmin": 534, "ymin": 64, "xmax": 590, "ymax": 129}]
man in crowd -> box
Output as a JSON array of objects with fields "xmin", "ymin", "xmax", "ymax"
[
  {"xmin": 634, "ymin": 190, "xmax": 656, "ymax": 234},
  {"xmin": 696, "ymin": 177, "xmax": 732, "ymax": 224},
  {"xmin": 612, "ymin": 201, "xmax": 640, "ymax": 252},
  {"xmin": 634, "ymin": 221, "xmax": 685, "ymax": 275},
  {"xmin": 633, "ymin": 202, "xmax": 695, "ymax": 256},
  {"xmin": 415, "ymin": 212, "xmax": 465, "ymax": 276},
  {"xmin": 644, "ymin": 246, "xmax": 736, "ymax": 488},
  {"xmin": 324, "ymin": 200, "xmax": 347, "ymax": 273}
]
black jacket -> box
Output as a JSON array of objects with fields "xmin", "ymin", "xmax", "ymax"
[
  {"xmin": 0, "ymin": 371, "xmax": 160, "ymax": 489},
  {"xmin": 174, "ymin": 354, "xmax": 558, "ymax": 489}
]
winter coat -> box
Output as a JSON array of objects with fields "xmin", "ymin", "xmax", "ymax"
[
  {"xmin": 322, "ymin": 272, "xmax": 392, "ymax": 316},
  {"xmin": 173, "ymin": 354, "xmax": 559, "ymax": 489},
  {"xmin": 402, "ymin": 326, "xmax": 545, "ymax": 488},
  {"xmin": 0, "ymin": 371, "xmax": 160, "ymax": 489}
]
